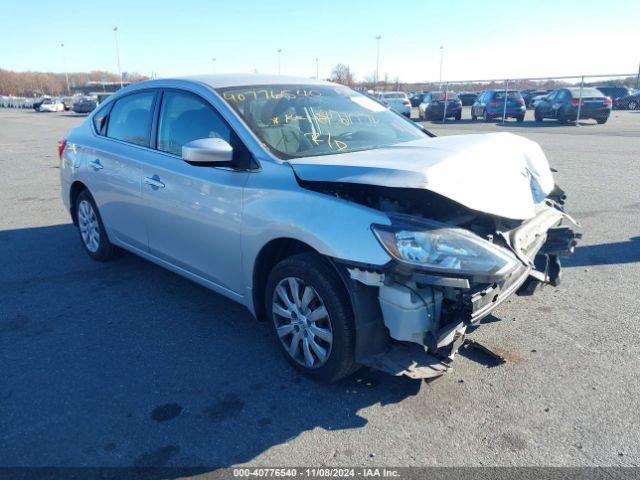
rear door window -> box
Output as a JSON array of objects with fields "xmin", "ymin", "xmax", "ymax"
[{"xmin": 106, "ymin": 91, "xmax": 156, "ymax": 147}]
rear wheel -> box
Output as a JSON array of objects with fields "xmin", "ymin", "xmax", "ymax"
[
  {"xmin": 483, "ymin": 109, "xmax": 490, "ymax": 122},
  {"xmin": 516, "ymin": 114, "xmax": 524, "ymax": 122},
  {"xmin": 557, "ymin": 110, "xmax": 568, "ymax": 124},
  {"xmin": 628, "ymin": 100, "xmax": 638, "ymax": 110},
  {"xmin": 455, "ymin": 111, "xmax": 462, "ymax": 121},
  {"xmin": 471, "ymin": 111, "xmax": 477, "ymax": 121},
  {"xmin": 75, "ymin": 190, "xmax": 118, "ymax": 261},
  {"xmin": 534, "ymin": 108, "xmax": 543, "ymax": 122},
  {"xmin": 596, "ymin": 117, "xmax": 608, "ymax": 124},
  {"xmin": 265, "ymin": 253, "xmax": 358, "ymax": 382}
]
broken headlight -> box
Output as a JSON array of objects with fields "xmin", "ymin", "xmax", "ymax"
[{"xmin": 372, "ymin": 221, "xmax": 520, "ymax": 278}]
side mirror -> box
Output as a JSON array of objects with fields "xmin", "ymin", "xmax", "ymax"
[{"xmin": 182, "ymin": 138, "xmax": 233, "ymax": 164}]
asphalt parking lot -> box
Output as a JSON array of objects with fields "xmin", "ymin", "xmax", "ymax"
[{"xmin": 1, "ymin": 107, "xmax": 639, "ymax": 470}]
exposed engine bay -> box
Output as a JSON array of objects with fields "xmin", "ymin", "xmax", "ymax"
[{"xmin": 301, "ymin": 179, "xmax": 581, "ymax": 379}]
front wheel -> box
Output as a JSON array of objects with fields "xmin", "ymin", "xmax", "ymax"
[
  {"xmin": 627, "ymin": 100, "xmax": 638, "ymax": 110},
  {"xmin": 483, "ymin": 110, "xmax": 490, "ymax": 122},
  {"xmin": 596, "ymin": 117, "xmax": 608, "ymax": 124},
  {"xmin": 265, "ymin": 253, "xmax": 358, "ymax": 382},
  {"xmin": 455, "ymin": 112, "xmax": 462, "ymax": 121},
  {"xmin": 75, "ymin": 189, "xmax": 118, "ymax": 261},
  {"xmin": 516, "ymin": 114, "xmax": 524, "ymax": 122}
]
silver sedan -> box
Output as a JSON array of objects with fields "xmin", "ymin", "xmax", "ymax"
[{"xmin": 59, "ymin": 74, "xmax": 580, "ymax": 382}]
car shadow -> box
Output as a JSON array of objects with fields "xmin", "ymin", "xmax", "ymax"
[
  {"xmin": 0, "ymin": 223, "xmax": 422, "ymax": 475},
  {"xmin": 563, "ymin": 237, "xmax": 640, "ymax": 267}
]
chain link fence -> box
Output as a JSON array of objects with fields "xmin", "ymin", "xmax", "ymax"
[{"xmin": 419, "ymin": 72, "xmax": 639, "ymax": 125}]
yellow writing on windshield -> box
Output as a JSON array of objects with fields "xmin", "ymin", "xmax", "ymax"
[
  {"xmin": 223, "ymin": 89, "xmax": 321, "ymax": 103},
  {"xmin": 304, "ymin": 132, "xmax": 348, "ymax": 151}
]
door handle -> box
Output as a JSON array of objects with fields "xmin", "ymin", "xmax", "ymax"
[
  {"xmin": 89, "ymin": 159, "xmax": 104, "ymax": 170},
  {"xmin": 144, "ymin": 176, "xmax": 165, "ymax": 189}
]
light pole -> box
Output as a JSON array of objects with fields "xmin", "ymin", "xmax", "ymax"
[
  {"xmin": 113, "ymin": 27, "xmax": 123, "ymax": 88},
  {"xmin": 211, "ymin": 58, "xmax": 216, "ymax": 74},
  {"xmin": 315, "ymin": 57, "xmax": 319, "ymax": 79},
  {"xmin": 61, "ymin": 43, "xmax": 70, "ymax": 95},
  {"xmin": 374, "ymin": 35, "xmax": 382, "ymax": 89},
  {"xmin": 439, "ymin": 46, "xmax": 444, "ymax": 84},
  {"xmin": 277, "ymin": 49, "xmax": 282, "ymax": 75}
]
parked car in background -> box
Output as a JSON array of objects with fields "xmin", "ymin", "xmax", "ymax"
[
  {"xmin": 38, "ymin": 98, "xmax": 65, "ymax": 112},
  {"xmin": 522, "ymin": 90, "xmax": 549, "ymax": 108},
  {"xmin": 595, "ymin": 85, "xmax": 631, "ymax": 109},
  {"xmin": 58, "ymin": 74, "xmax": 579, "ymax": 382},
  {"xmin": 613, "ymin": 91, "xmax": 640, "ymax": 110},
  {"xmin": 534, "ymin": 87, "xmax": 611, "ymax": 124},
  {"xmin": 458, "ymin": 92, "xmax": 477, "ymax": 106},
  {"xmin": 33, "ymin": 96, "xmax": 51, "ymax": 111},
  {"xmin": 61, "ymin": 97, "xmax": 76, "ymax": 111},
  {"xmin": 529, "ymin": 93, "xmax": 549, "ymax": 109},
  {"xmin": 409, "ymin": 92, "xmax": 426, "ymax": 107},
  {"xmin": 378, "ymin": 91, "xmax": 411, "ymax": 116},
  {"xmin": 72, "ymin": 97, "xmax": 98, "ymax": 114},
  {"xmin": 418, "ymin": 91, "xmax": 462, "ymax": 120},
  {"xmin": 471, "ymin": 90, "xmax": 526, "ymax": 122}
]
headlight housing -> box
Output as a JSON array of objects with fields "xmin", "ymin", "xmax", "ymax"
[{"xmin": 372, "ymin": 219, "xmax": 520, "ymax": 278}]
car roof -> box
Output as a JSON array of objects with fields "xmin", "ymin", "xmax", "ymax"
[{"xmin": 174, "ymin": 74, "xmax": 333, "ymax": 88}]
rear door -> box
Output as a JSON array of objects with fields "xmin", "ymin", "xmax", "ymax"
[
  {"xmin": 88, "ymin": 90, "xmax": 158, "ymax": 251},
  {"xmin": 140, "ymin": 89, "xmax": 249, "ymax": 294}
]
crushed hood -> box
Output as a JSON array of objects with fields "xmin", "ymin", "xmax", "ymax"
[{"xmin": 290, "ymin": 132, "xmax": 555, "ymax": 220}]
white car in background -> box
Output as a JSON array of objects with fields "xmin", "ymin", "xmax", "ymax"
[
  {"xmin": 38, "ymin": 98, "xmax": 65, "ymax": 112},
  {"xmin": 378, "ymin": 91, "xmax": 411, "ymax": 117}
]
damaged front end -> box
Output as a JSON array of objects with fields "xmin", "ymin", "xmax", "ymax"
[{"xmin": 320, "ymin": 183, "xmax": 582, "ymax": 380}]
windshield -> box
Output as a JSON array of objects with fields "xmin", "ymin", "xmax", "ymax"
[{"xmin": 217, "ymin": 84, "xmax": 427, "ymax": 159}]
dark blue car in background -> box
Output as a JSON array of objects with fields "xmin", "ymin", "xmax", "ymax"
[
  {"xmin": 534, "ymin": 87, "xmax": 611, "ymax": 124},
  {"xmin": 471, "ymin": 90, "xmax": 526, "ymax": 122}
]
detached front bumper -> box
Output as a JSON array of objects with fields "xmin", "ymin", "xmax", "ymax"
[{"xmin": 343, "ymin": 204, "xmax": 581, "ymax": 380}]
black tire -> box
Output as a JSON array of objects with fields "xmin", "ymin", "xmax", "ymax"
[
  {"xmin": 471, "ymin": 111, "xmax": 477, "ymax": 121},
  {"xmin": 628, "ymin": 100, "xmax": 638, "ymax": 110},
  {"xmin": 483, "ymin": 109, "xmax": 490, "ymax": 122},
  {"xmin": 596, "ymin": 117, "xmax": 608, "ymax": 124},
  {"xmin": 516, "ymin": 114, "xmax": 524, "ymax": 122},
  {"xmin": 534, "ymin": 108, "xmax": 543, "ymax": 122},
  {"xmin": 557, "ymin": 110, "xmax": 568, "ymax": 124},
  {"xmin": 75, "ymin": 189, "xmax": 118, "ymax": 261},
  {"xmin": 455, "ymin": 111, "xmax": 462, "ymax": 121},
  {"xmin": 265, "ymin": 253, "xmax": 358, "ymax": 382}
]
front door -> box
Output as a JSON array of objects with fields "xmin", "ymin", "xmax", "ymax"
[{"xmin": 141, "ymin": 89, "xmax": 248, "ymax": 294}]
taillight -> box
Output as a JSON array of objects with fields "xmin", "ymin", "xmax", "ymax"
[
  {"xmin": 402, "ymin": 99, "xmax": 410, "ymax": 105},
  {"xmin": 570, "ymin": 98, "xmax": 581, "ymax": 106},
  {"xmin": 490, "ymin": 99, "xmax": 499, "ymax": 105},
  {"xmin": 57, "ymin": 139, "xmax": 67, "ymax": 160},
  {"xmin": 603, "ymin": 97, "xmax": 612, "ymax": 106},
  {"xmin": 517, "ymin": 98, "xmax": 525, "ymax": 105}
]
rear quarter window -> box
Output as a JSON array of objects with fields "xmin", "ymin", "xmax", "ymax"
[{"xmin": 92, "ymin": 104, "xmax": 111, "ymax": 135}]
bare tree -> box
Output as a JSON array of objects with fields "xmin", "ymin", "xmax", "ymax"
[{"xmin": 330, "ymin": 64, "xmax": 355, "ymax": 87}]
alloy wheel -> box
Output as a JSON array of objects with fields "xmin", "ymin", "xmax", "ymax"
[
  {"xmin": 272, "ymin": 277, "xmax": 333, "ymax": 368},
  {"xmin": 78, "ymin": 199, "xmax": 100, "ymax": 253}
]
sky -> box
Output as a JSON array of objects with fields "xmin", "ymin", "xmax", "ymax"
[{"xmin": 2, "ymin": 0, "xmax": 639, "ymax": 83}]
